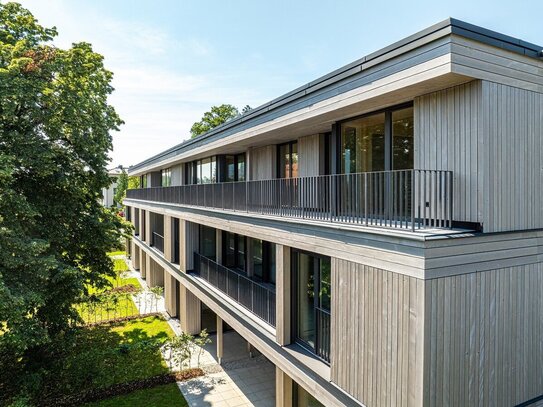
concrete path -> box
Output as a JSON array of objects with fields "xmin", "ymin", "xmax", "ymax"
[{"xmin": 126, "ymin": 256, "xmax": 276, "ymax": 406}]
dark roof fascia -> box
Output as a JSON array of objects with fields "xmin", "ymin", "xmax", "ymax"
[{"xmin": 129, "ymin": 18, "xmax": 542, "ymax": 173}]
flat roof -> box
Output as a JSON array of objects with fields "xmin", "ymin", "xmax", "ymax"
[{"xmin": 129, "ymin": 17, "xmax": 542, "ymax": 173}]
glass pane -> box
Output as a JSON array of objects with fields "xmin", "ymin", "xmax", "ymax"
[
  {"xmin": 291, "ymin": 142, "xmax": 298, "ymax": 178},
  {"xmin": 196, "ymin": 160, "xmax": 202, "ymax": 184},
  {"xmin": 295, "ymin": 383, "xmax": 325, "ymax": 407},
  {"xmin": 226, "ymin": 155, "xmax": 235, "ymax": 182},
  {"xmin": 225, "ymin": 232, "xmax": 235, "ymax": 268},
  {"xmin": 392, "ymin": 107, "xmax": 414, "ymax": 170},
  {"xmin": 210, "ymin": 157, "xmax": 217, "ymax": 183},
  {"xmin": 237, "ymin": 235, "xmax": 245, "ymax": 271},
  {"xmin": 252, "ymin": 239, "xmax": 263, "ymax": 280},
  {"xmin": 199, "ymin": 226, "xmax": 216, "ymax": 260},
  {"xmin": 269, "ymin": 243, "xmax": 276, "ymax": 285},
  {"xmin": 319, "ymin": 259, "xmax": 331, "ymax": 312},
  {"xmin": 279, "ymin": 144, "xmax": 290, "ymax": 178},
  {"xmin": 237, "ymin": 154, "xmax": 246, "ymax": 181},
  {"xmin": 296, "ymin": 253, "xmax": 316, "ymax": 349},
  {"xmin": 340, "ymin": 112, "xmax": 385, "ymax": 173},
  {"xmin": 200, "ymin": 158, "xmax": 211, "ymax": 184}
]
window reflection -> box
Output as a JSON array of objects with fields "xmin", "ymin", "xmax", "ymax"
[
  {"xmin": 341, "ymin": 113, "xmax": 385, "ymax": 174},
  {"xmin": 392, "ymin": 107, "xmax": 414, "ymax": 170}
]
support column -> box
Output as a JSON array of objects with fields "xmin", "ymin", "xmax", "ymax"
[
  {"xmin": 216, "ymin": 315, "xmax": 224, "ymax": 365},
  {"xmin": 276, "ymin": 244, "xmax": 291, "ymax": 346},
  {"xmin": 140, "ymin": 250, "xmax": 147, "ymax": 279},
  {"xmin": 132, "ymin": 244, "xmax": 140, "ymax": 270},
  {"xmin": 145, "ymin": 251, "xmax": 152, "ymax": 281},
  {"xmin": 276, "ymin": 367, "xmax": 293, "ymax": 407},
  {"xmin": 179, "ymin": 286, "xmax": 201, "ymax": 334},
  {"xmin": 180, "ymin": 220, "xmax": 198, "ymax": 273},
  {"xmin": 164, "ymin": 215, "xmax": 172, "ymax": 262},
  {"xmin": 164, "ymin": 271, "xmax": 178, "ymax": 317},
  {"xmin": 145, "ymin": 210, "xmax": 151, "ymax": 244}
]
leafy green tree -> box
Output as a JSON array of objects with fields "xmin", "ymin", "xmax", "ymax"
[
  {"xmin": 113, "ymin": 169, "xmax": 128, "ymax": 206},
  {"xmin": 241, "ymin": 104, "xmax": 252, "ymax": 114},
  {"xmin": 190, "ymin": 103, "xmax": 239, "ymax": 138},
  {"xmin": 0, "ymin": 2, "xmax": 127, "ymax": 400}
]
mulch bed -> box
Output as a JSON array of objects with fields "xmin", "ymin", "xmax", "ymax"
[
  {"xmin": 39, "ymin": 368, "xmax": 204, "ymax": 407},
  {"xmin": 108, "ymin": 284, "xmax": 138, "ymax": 294}
]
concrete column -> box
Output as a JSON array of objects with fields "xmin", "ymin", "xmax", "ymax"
[
  {"xmin": 138, "ymin": 208, "xmax": 144, "ymax": 239},
  {"xmin": 276, "ymin": 366, "xmax": 293, "ymax": 407},
  {"xmin": 148, "ymin": 259, "xmax": 164, "ymax": 288},
  {"xmin": 125, "ymin": 238, "xmax": 131, "ymax": 258},
  {"xmin": 276, "ymin": 244, "xmax": 291, "ymax": 346},
  {"xmin": 132, "ymin": 244, "xmax": 140, "ymax": 270},
  {"xmin": 216, "ymin": 315, "xmax": 224, "ymax": 365},
  {"xmin": 216, "ymin": 229, "xmax": 223, "ymax": 264},
  {"xmin": 164, "ymin": 215, "xmax": 172, "ymax": 262},
  {"xmin": 164, "ymin": 271, "xmax": 178, "ymax": 317},
  {"xmin": 145, "ymin": 210, "xmax": 151, "ymax": 244},
  {"xmin": 179, "ymin": 285, "xmax": 201, "ymax": 335},
  {"xmin": 140, "ymin": 251, "xmax": 147, "ymax": 279}
]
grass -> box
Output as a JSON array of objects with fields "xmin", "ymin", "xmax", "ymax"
[
  {"xmin": 83, "ymin": 383, "xmax": 188, "ymax": 407},
  {"xmin": 43, "ymin": 316, "xmax": 177, "ymax": 400},
  {"xmin": 107, "ymin": 250, "xmax": 126, "ymax": 257}
]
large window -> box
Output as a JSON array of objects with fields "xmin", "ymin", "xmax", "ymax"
[
  {"xmin": 199, "ymin": 225, "xmax": 216, "ymax": 261},
  {"xmin": 223, "ymin": 231, "xmax": 246, "ymax": 271},
  {"xmin": 252, "ymin": 239, "xmax": 276, "ymax": 285},
  {"xmin": 140, "ymin": 174, "xmax": 148, "ymax": 188},
  {"xmin": 225, "ymin": 153, "xmax": 246, "ymax": 182},
  {"xmin": 293, "ymin": 383, "xmax": 325, "ymax": 407},
  {"xmin": 185, "ymin": 156, "xmax": 217, "ymax": 184},
  {"xmin": 161, "ymin": 168, "xmax": 172, "ymax": 187},
  {"xmin": 278, "ymin": 141, "xmax": 298, "ymax": 178},
  {"xmin": 340, "ymin": 105, "xmax": 413, "ymax": 173},
  {"xmin": 292, "ymin": 251, "xmax": 331, "ymax": 362}
]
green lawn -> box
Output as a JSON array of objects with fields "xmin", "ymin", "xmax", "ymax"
[
  {"xmin": 43, "ymin": 316, "xmax": 177, "ymax": 401},
  {"xmin": 107, "ymin": 250, "xmax": 126, "ymax": 257},
  {"xmin": 83, "ymin": 383, "xmax": 188, "ymax": 407}
]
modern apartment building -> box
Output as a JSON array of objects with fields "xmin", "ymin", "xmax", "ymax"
[{"xmin": 124, "ymin": 18, "xmax": 543, "ymax": 407}]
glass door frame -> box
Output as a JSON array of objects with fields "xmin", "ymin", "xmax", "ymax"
[{"xmin": 291, "ymin": 248, "xmax": 331, "ymax": 363}]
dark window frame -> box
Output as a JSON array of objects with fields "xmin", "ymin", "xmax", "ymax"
[
  {"xmin": 277, "ymin": 140, "xmax": 298, "ymax": 179},
  {"xmin": 221, "ymin": 230, "xmax": 246, "ymax": 271}
]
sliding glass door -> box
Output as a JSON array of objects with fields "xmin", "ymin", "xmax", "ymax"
[{"xmin": 292, "ymin": 250, "xmax": 331, "ymax": 362}]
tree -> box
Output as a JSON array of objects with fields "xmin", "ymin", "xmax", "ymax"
[
  {"xmin": 190, "ymin": 104, "xmax": 239, "ymax": 138},
  {"xmin": 241, "ymin": 105, "xmax": 252, "ymax": 114},
  {"xmin": 0, "ymin": 2, "xmax": 126, "ymax": 401},
  {"xmin": 113, "ymin": 169, "xmax": 128, "ymax": 207}
]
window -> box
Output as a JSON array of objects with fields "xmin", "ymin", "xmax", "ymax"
[
  {"xmin": 223, "ymin": 231, "xmax": 246, "ymax": 271},
  {"xmin": 141, "ymin": 174, "xmax": 148, "ymax": 188},
  {"xmin": 161, "ymin": 168, "xmax": 172, "ymax": 187},
  {"xmin": 339, "ymin": 104, "xmax": 413, "ymax": 173},
  {"xmin": 252, "ymin": 239, "xmax": 276, "ymax": 285},
  {"xmin": 199, "ymin": 225, "xmax": 216, "ymax": 261},
  {"xmin": 278, "ymin": 141, "xmax": 298, "ymax": 178},
  {"xmin": 293, "ymin": 382, "xmax": 325, "ymax": 407},
  {"xmin": 292, "ymin": 250, "xmax": 331, "ymax": 362},
  {"xmin": 225, "ymin": 153, "xmax": 246, "ymax": 182},
  {"xmin": 186, "ymin": 156, "xmax": 217, "ymax": 184}
]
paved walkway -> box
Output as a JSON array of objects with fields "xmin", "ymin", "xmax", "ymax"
[{"xmin": 126, "ymin": 257, "xmax": 276, "ymax": 406}]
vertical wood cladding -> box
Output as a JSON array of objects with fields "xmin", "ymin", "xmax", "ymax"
[
  {"xmin": 423, "ymin": 263, "xmax": 543, "ymax": 406},
  {"xmin": 415, "ymin": 80, "xmax": 543, "ymax": 233},
  {"xmin": 331, "ymin": 258, "xmax": 425, "ymax": 406}
]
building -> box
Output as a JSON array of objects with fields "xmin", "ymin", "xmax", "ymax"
[
  {"xmin": 101, "ymin": 167, "xmax": 123, "ymax": 208},
  {"xmin": 124, "ymin": 18, "xmax": 543, "ymax": 407}
]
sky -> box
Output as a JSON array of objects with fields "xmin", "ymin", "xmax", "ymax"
[{"xmin": 13, "ymin": 0, "xmax": 543, "ymax": 168}]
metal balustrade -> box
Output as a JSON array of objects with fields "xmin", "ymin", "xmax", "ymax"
[
  {"xmin": 151, "ymin": 232, "xmax": 164, "ymax": 253},
  {"xmin": 316, "ymin": 307, "xmax": 331, "ymax": 363},
  {"xmin": 126, "ymin": 169, "xmax": 453, "ymax": 231},
  {"xmin": 193, "ymin": 253, "xmax": 276, "ymax": 327}
]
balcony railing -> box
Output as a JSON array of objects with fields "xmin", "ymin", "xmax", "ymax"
[
  {"xmin": 151, "ymin": 232, "xmax": 164, "ymax": 253},
  {"xmin": 316, "ymin": 307, "xmax": 331, "ymax": 363},
  {"xmin": 126, "ymin": 169, "xmax": 453, "ymax": 231},
  {"xmin": 193, "ymin": 253, "xmax": 276, "ymax": 327}
]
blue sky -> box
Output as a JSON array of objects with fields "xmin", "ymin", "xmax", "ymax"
[{"xmin": 15, "ymin": 0, "xmax": 543, "ymax": 167}]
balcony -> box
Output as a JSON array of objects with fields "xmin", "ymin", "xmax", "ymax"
[
  {"xmin": 151, "ymin": 231, "xmax": 164, "ymax": 253},
  {"xmin": 193, "ymin": 253, "xmax": 276, "ymax": 327},
  {"xmin": 126, "ymin": 169, "xmax": 453, "ymax": 231}
]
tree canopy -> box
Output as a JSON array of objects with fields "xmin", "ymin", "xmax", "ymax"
[
  {"xmin": 190, "ymin": 103, "xmax": 251, "ymax": 138},
  {"xmin": 0, "ymin": 2, "xmax": 127, "ymax": 400}
]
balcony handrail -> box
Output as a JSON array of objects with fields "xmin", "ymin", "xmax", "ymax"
[
  {"xmin": 193, "ymin": 252, "xmax": 276, "ymax": 327},
  {"xmin": 126, "ymin": 169, "xmax": 454, "ymax": 232}
]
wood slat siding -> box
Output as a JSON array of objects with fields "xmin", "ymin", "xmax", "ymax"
[
  {"xmin": 415, "ymin": 80, "xmax": 543, "ymax": 233},
  {"xmin": 298, "ymin": 134, "xmax": 322, "ymax": 177},
  {"xmin": 331, "ymin": 258, "xmax": 425, "ymax": 407},
  {"xmin": 183, "ymin": 221, "xmax": 198, "ymax": 271},
  {"xmin": 423, "ymin": 263, "xmax": 543, "ymax": 406},
  {"xmin": 249, "ymin": 145, "xmax": 276, "ymax": 180}
]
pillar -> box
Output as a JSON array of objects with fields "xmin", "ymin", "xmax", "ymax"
[
  {"xmin": 216, "ymin": 315, "xmax": 224, "ymax": 365},
  {"xmin": 276, "ymin": 367, "xmax": 293, "ymax": 407},
  {"xmin": 148, "ymin": 258, "xmax": 164, "ymax": 288},
  {"xmin": 145, "ymin": 210, "xmax": 151, "ymax": 244},
  {"xmin": 164, "ymin": 215, "xmax": 172, "ymax": 262},
  {"xmin": 132, "ymin": 244, "xmax": 140, "ymax": 270},
  {"xmin": 138, "ymin": 208, "xmax": 144, "ymax": 240},
  {"xmin": 164, "ymin": 271, "xmax": 178, "ymax": 317},
  {"xmin": 179, "ymin": 285, "xmax": 201, "ymax": 335},
  {"xmin": 140, "ymin": 250, "xmax": 147, "ymax": 279},
  {"xmin": 215, "ymin": 229, "xmax": 223, "ymax": 264},
  {"xmin": 276, "ymin": 244, "xmax": 291, "ymax": 346}
]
